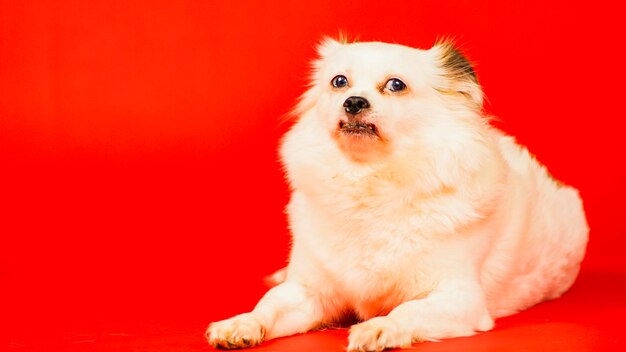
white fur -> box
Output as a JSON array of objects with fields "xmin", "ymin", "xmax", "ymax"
[{"xmin": 206, "ymin": 39, "xmax": 589, "ymax": 351}]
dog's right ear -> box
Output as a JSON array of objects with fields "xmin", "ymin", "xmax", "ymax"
[
  {"xmin": 291, "ymin": 37, "xmax": 344, "ymax": 117},
  {"xmin": 316, "ymin": 37, "xmax": 344, "ymax": 59}
]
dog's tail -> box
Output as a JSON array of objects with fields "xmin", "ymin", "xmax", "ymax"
[{"xmin": 263, "ymin": 267, "xmax": 288, "ymax": 287}]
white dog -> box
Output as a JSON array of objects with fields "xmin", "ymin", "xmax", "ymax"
[{"xmin": 206, "ymin": 38, "xmax": 589, "ymax": 351}]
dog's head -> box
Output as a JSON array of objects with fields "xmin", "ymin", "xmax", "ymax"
[{"xmin": 296, "ymin": 38, "xmax": 484, "ymax": 162}]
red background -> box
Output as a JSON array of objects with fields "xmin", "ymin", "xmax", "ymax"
[{"xmin": 1, "ymin": 1, "xmax": 624, "ymax": 351}]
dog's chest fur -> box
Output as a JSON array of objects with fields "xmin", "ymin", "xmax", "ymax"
[{"xmin": 289, "ymin": 169, "xmax": 441, "ymax": 319}]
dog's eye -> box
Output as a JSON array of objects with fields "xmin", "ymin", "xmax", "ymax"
[
  {"xmin": 331, "ymin": 75, "xmax": 349, "ymax": 88},
  {"xmin": 385, "ymin": 78, "xmax": 406, "ymax": 92}
]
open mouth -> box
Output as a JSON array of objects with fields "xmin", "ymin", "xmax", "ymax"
[{"xmin": 338, "ymin": 121, "xmax": 378, "ymax": 136}]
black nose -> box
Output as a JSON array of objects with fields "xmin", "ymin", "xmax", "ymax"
[{"xmin": 343, "ymin": 96, "xmax": 370, "ymax": 115}]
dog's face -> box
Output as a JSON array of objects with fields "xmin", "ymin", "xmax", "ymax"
[{"xmin": 298, "ymin": 39, "xmax": 483, "ymax": 162}]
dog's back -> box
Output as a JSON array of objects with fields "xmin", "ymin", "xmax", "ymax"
[{"xmin": 480, "ymin": 135, "xmax": 589, "ymax": 317}]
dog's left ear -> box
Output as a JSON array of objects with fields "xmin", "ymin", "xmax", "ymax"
[{"xmin": 432, "ymin": 40, "xmax": 483, "ymax": 109}]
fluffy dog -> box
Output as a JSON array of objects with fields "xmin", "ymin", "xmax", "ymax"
[{"xmin": 206, "ymin": 38, "xmax": 589, "ymax": 351}]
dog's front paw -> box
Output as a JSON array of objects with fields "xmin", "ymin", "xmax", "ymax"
[
  {"xmin": 347, "ymin": 317, "xmax": 414, "ymax": 352},
  {"xmin": 206, "ymin": 313, "xmax": 266, "ymax": 349}
]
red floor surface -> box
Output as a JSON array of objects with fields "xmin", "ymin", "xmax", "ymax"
[
  {"xmin": 2, "ymin": 1, "xmax": 625, "ymax": 351},
  {"xmin": 5, "ymin": 270, "xmax": 626, "ymax": 351}
]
